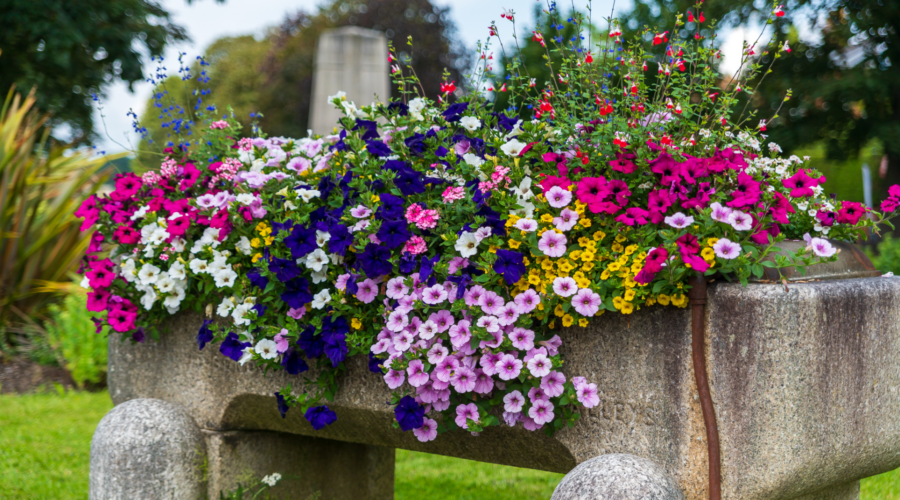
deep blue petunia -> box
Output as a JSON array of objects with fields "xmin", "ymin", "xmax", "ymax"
[
  {"xmin": 272, "ymin": 219, "xmax": 294, "ymax": 236},
  {"xmin": 366, "ymin": 140, "xmax": 393, "ymax": 157},
  {"xmin": 442, "ymin": 102, "xmax": 469, "ymax": 122},
  {"xmin": 318, "ymin": 175, "xmax": 336, "ymax": 199},
  {"xmin": 418, "ymin": 254, "xmax": 440, "ymax": 282},
  {"xmin": 281, "ymin": 348, "xmax": 309, "ymax": 375},
  {"xmin": 281, "ymin": 277, "xmax": 312, "ymax": 309},
  {"xmin": 197, "ymin": 319, "xmax": 214, "ymax": 350},
  {"xmin": 220, "ymin": 332, "xmax": 251, "ymax": 361},
  {"xmin": 246, "ymin": 268, "xmax": 268, "ymax": 290},
  {"xmin": 284, "ymin": 224, "xmax": 317, "ymax": 259},
  {"xmin": 297, "ymin": 325, "xmax": 324, "ymax": 359},
  {"xmin": 399, "ymin": 252, "xmax": 417, "ymax": 274},
  {"xmin": 394, "ymin": 395, "xmax": 425, "ymax": 431},
  {"xmin": 252, "ymin": 303, "xmax": 267, "ymax": 319},
  {"xmin": 352, "ymin": 118, "xmax": 380, "ymax": 140},
  {"xmin": 493, "ymin": 249, "xmax": 526, "ymax": 285},
  {"xmin": 305, "ymin": 405, "xmax": 337, "ymax": 430},
  {"xmin": 358, "ymin": 243, "xmax": 393, "ymax": 277},
  {"xmin": 368, "ymin": 352, "xmax": 385, "ymax": 374},
  {"xmin": 376, "ymin": 219, "xmax": 411, "ymax": 249},
  {"xmin": 447, "ymin": 274, "xmax": 472, "ymax": 300},
  {"xmin": 345, "ymin": 274, "xmax": 359, "ymax": 295},
  {"xmin": 327, "ymin": 223, "xmax": 353, "ymax": 256},
  {"xmin": 322, "ymin": 331, "xmax": 347, "ymax": 367},
  {"xmin": 275, "ymin": 392, "xmax": 290, "ymax": 418},
  {"xmin": 268, "ymin": 257, "xmax": 300, "ymax": 283},
  {"xmin": 387, "ymin": 102, "xmax": 408, "ymax": 116},
  {"xmin": 393, "ymin": 168, "xmax": 426, "ymax": 196},
  {"xmin": 376, "ymin": 193, "xmax": 405, "ymax": 220},
  {"xmin": 405, "ymin": 133, "xmax": 427, "ymax": 155}
]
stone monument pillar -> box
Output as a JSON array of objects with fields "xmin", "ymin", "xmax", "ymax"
[{"xmin": 309, "ymin": 26, "xmax": 390, "ymax": 135}]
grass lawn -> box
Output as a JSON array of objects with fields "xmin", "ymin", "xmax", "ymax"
[{"xmin": 0, "ymin": 390, "xmax": 897, "ymax": 499}]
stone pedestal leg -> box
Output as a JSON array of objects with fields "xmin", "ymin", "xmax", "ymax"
[
  {"xmin": 551, "ymin": 454, "xmax": 685, "ymax": 500},
  {"xmin": 792, "ymin": 481, "xmax": 860, "ymax": 500},
  {"xmin": 90, "ymin": 399, "xmax": 207, "ymax": 500},
  {"xmin": 204, "ymin": 430, "xmax": 395, "ymax": 500}
]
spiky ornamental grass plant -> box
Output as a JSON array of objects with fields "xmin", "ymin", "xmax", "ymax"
[{"xmin": 78, "ymin": 1, "xmax": 900, "ymax": 441}]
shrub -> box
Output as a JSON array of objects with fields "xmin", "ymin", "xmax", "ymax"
[
  {"xmin": 869, "ymin": 234, "xmax": 900, "ymax": 275},
  {"xmin": 43, "ymin": 291, "xmax": 107, "ymax": 388}
]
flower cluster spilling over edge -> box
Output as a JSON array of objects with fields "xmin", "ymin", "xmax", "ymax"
[{"xmin": 76, "ymin": 1, "xmax": 900, "ymax": 440}]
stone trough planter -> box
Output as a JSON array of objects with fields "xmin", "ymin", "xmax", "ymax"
[{"xmin": 93, "ymin": 255, "xmax": 900, "ymax": 500}]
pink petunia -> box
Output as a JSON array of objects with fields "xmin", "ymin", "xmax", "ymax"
[
  {"xmin": 495, "ymin": 354, "xmax": 523, "ymax": 380},
  {"xmin": 428, "ymin": 309, "xmax": 455, "ymax": 332},
  {"xmin": 546, "ymin": 186, "xmax": 573, "ymax": 208},
  {"xmin": 448, "ymin": 320, "xmax": 472, "ymax": 348},
  {"xmin": 407, "ymin": 360, "xmax": 430, "ymax": 387},
  {"xmin": 514, "ymin": 218, "xmax": 538, "ymax": 232},
  {"xmin": 553, "ymin": 208, "xmax": 579, "ymax": 232},
  {"xmin": 287, "ymin": 306, "xmax": 306, "ymax": 320},
  {"xmin": 577, "ymin": 383, "xmax": 600, "ymax": 408},
  {"xmin": 810, "ymin": 237, "xmax": 836, "ymax": 257},
  {"xmin": 356, "ymin": 278, "xmax": 379, "ymax": 303},
  {"xmin": 384, "ymin": 369, "xmax": 406, "ymax": 389},
  {"xmin": 472, "ymin": 369, "xmax": 494, "ymax": 394},
  {"xmin": 434, "ymin": 357, "xmax": 460, "ymax": 382},
  {"xmin": 540, "ymin": 371, "xmax": 566, "ymax": 397},
  {"xmin": 509, "ymin": 327, "xmax": 535, "ymax": 350},
  {"xmin": 664, "ymin": 212, "xmax": 694, "ymax": 229},
  {"xmin": 710, "ymin": 202, "xmax": 733, "ymax": 223},
  {"xmin": 514, "ymin": 289, "xmax": 540, "ymax": 314},
  {"xmin": 728, "ymin": 210, "xmax": 753, "ymax": 231},
  {"xmin": 455, "ymin": 403, "xmax": 480, "ymax": 429},
  {"xmin": 387, "ymin": 311, "xmax": 409, "ymax": 332},
  {"xmin": 422, "ymin": 284, "xmax": 449, "ymax": 305},
  {"xmin": 413, "ymin": 417, "xmax": 438, "ymax": 442},
  {"xmin": 571, "ymin": 289, "xmax": 602, "ymax": 317},
  {"xmin": 526, "ymin": 354, "xmax": 552, "ymax": 378},
  {"xmin": 274, "ymin": 329, "xmax": 290, "ymax": 353},
  {"xmin": 497, "ymin": 303, "xmax": 520, "ymax": 326},
  {"xmin": 427, "ymin": 343, "xmax": 448, "ymax": 365},
  {"xmin": 713, "ymin": 238, "xmax": 740, "ymax": 260},
  {"xmin": 540, "ymin": 335, "xmax": 562, "ymax": 356},
  {"xmin": 478, "ymin": 291, "xmax": 504, "ymax": 316},
  {"xmin": 464, "ymin": 285, "xmax": 486, "ymax": 307},
  {"xmin": 503, "ymin": 390, "xmax": 525, "ymax": 412},
  {"xmin": 479, "ymin": 352, "xmax": 502, "ymax": 376},
  {"xmin": 538, "ymin": 231, "xmax": 567, "ymax": 258},
  {"xmin": 552, "ymin": 277, "xmax": 578, "ymax": 297},
  {"xmin": 528, "ymin": 399, "xmax": 555, "ymax": 425},
  {"xmin": 417, "ymin": 320, "xmax": 438, "ymax": 340},
  {"xmin": 475, "ymin": 315, "xmax": 500, "ymax": 333}
]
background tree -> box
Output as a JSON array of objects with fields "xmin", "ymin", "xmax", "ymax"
[{"xmin": 0, "ymin": 0, "xmax": 197, "ymax": 142}]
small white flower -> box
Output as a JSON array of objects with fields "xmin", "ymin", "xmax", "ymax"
[
  {"xmin": 236, "ymin": 236, "xmax": 253, "ymax": 256},
  {"xmin": 120, "ymin": 259, "xmax": 137, "ymax": 282},
  {"xmin": 163, "ymin": 294, "xmax": 182, "ymax": 313},
  {"xmin": 305, "ymin": 249, "xmax": 329, "ymax": 272},
  {"xmin": 238, "ymin": 346, "xmax": 255, "ymax": 366},
  {"xmin": 297, "ymin": 189, "xmax": 321, "ymax": 203},
  {"xmin": 236, "ymin": 193, "xmax": 256, "ymax": 205},
  {"xmin": 138, "ymin": 264, "xmax": 162, "ymax": 285},
  {"xmin": 189, "ymin": 259, "xmax": 210, "ymax": 274},
  {"xmin": 171, "ymin": 238, "xmax": 186, "ymax": 252},
  {"xmin": 232, "ymin": 303, "xmax": 253, "ymax": 326},
  {"xmin": 463, "ymin": 153, "xmax": 485, "ymax": 167},
  {"xmin": 156, "ymin": 274, "xmax": 176, "ymax": 293},
  {"xmin": 315, "ymin": 230, "xmax": 331, "ymax": 248},
  {"xmin": 500, "ymin": 138, "xmax": 527, "ymax": 157},
  {"xmin": 208, "ymin": 256, "xmax": 229, "ymax": 275},
  {"xmin": 80, "ymin": 276, "xmax": 91, "ymax": 289},
  {"xmin": 474, "ymin": 227, "xmax": 492, "ymax": 242},
  {"xmin": 168, "ymin": 261, "xmax": 186, "ymax": 281},
  {"xmin": 328, "ymin": 90, "xmax": 347, "ymax": 102},
  {"xmin": 460, "ymin": 116, "xmax": 481, "ymax": 132},
  {"xmin": 311, "ymin": 289, "xmax": 331, "ymax": 309},
  {"xmin": 311, "ymin": 269, "xmax": 328, "ymax": 284},
  {"xmin": 214, "ymin": 269, "xmax": 238, "ymax": 288},
  {"xmin": 140, "ymin": 289, "xmax": 158, "ymax": 310},
  {"xmin": 217, "ymin": 297, "xmax": 235, "ymax": 317},
  {"xmin": 455, "ymin": 231, "xmax": 479, "ymax": 257},
  {"xmin": 255, "ymin": 339, "xmax": 279, "ymax": 360},
  {"xmin": 130, "ymin": 206, "xmax": 150, "ymax": 221}
]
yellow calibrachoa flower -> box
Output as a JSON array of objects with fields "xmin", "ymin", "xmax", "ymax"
[
  {"xmin": 575, "ymin": 276, "xmax": 591, "ymax": 288},
  {"xmin": 583, "ymin": 262, "xmax": 595, "ymax": 272},
  {"xmin": 508, "ymin": 239, "xmax": 522, "ymax": 249},
  {"xmin": 554, "ymin": 304, "xmax": 565, "ymax": 317},
  {"xmin": 250, "ymin": 238, "xmax": 261, "ymax": 248},
  {"xmin": 488, "ymin": 245, "xmax": 498, "ymax": 254},
  {"xmin": 671, "ymin": 294, "xmax": 687, "ymax": 307},
  {"xmin": 506, "ymin": 214, "xmax": 521, "ymax": 228},
  {"xmin": 621, "ymin": 302, "xmax": 635, "ymax": 314},
  {"xmin": 612, "ymin": 296, "xmax": 625, "ymax": 310},
  {"xmin": 608, "ymin": 262, "xmax": 621, "ymax": 272},
  {"xmin": 570, "ymin": 250, "xmax": 583, "ymax": 261},
  {"xmin": 600, "ymin": 269, "xmax": 610, "ymax": 280},
  {"xmin": 351, "ymin": 318, "xmax": 363, "ymax": 329},
  {"xmin": 264, "ymin": 235, "xmax": 275, "ymax": 246},
  {"xmin": 578, "ymin": 318, "xmax": 589, "ymax": 327},
  {"xmin": 581, "ymin": 251, "xmax": 596, "ymax": 262},
  {"xmin": 549, "ymin": 321, "xmax": 556, "ymax": 329},
  {"xmin": 540, "ymin": 213, "xmax": 554, "ymax": 224},
  {"xmin": 558, "ymin": 259, "xmax": 574, "ymax": 273},
  {"xmin": 255, "ymin": 222, "xmax": 272, "ymax": 236},
  {"xmin": 251, "ymin": 253, "xmax": 263, "ymax": 263},
  {"xmin": 562, "ymin": 314, "xmax": 575, "ymax": 327},
  {"xmin": 701, "ymin": 247, "xmax": 715, "ymax": 261},
  {"xmin": 615, "ymin": 234, "xmax": 627, "ymax": 243},
  {"xmin": 624, "ymin": 244, "xmax": 638, "ymax": 255},
  {"xmin": 657, "ymin": 294, "xmax": 671, "ymax": 306},
  {"xmin": 645, "ymin": 296, "xmax": 657, "ymax": 306},
  {"xmin": 624, "ymin": 289, "xmax": 636, "ymax": 301},
  {"xmin": 579, "ymin": 218, "xmax": 592, "ymax": 228},
  {"xmin": 593, "ymin": 230, "xmax": 606, "ymax": 241},
  {"xmin": 541, "ymin": 259, "xmax": 554, "ymax": 271},
  {"xmin": 611, "ymin": 242, "xmax": 624, "ymax": 253},
  {"xmin": 623, "ymin": 276, "xmax": 637, "ymax": 288},
  {"xmin": 706, "ymin": 237, "xmax": 719, "ymax": 247}
]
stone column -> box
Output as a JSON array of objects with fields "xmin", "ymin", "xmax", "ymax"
[{"xmin": 308, "ymin": 26, "xmax": 390, "ymax": 135}]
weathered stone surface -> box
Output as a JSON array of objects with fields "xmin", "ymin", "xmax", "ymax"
[
  {"xmin": 308, "ymin": 26, "xmax": 390, "ymax": 134},
  {"xmin": 89, "ymin": 398, "xmax": 206, "ymax": 500},
  {"xmin": 551, "ymin": 454, "xmax": 684, "ymax": 500},
  {"xmin": 108, "ymin": 277, "xmax": 900, "ymax": 500},
  {"xmin": 205, "ymin": 430, "xmax": 394, "ymax": 499}
]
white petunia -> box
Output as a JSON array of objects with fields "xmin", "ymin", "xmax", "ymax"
[
  {"xmin": 214, "ymin": 269, "xmax": 238, "ymax": 288},
  {"xmin": 297, "ymin": 189, "xmax": 321, "ymax": 203},
  {"xmin": 463, "ymin": 153, "xmax": 485, "ymax": 167},
  {"xmin": 305, "ymin": 249, "xmax": 329, "ymax": 272},
  {"xmin": 130, "ymin": 206, "xmax": 150, "ymax": 221},
  {"xmin": 311, "ymin": 289, "xmax": 331, "ymax": 309},
  {"xmin": 315, "ymin": 230, "xmax": 331, "ymax": 248},
  {"xmin": 138, "ymin": 264, "xmax": 162, "ymax": 285},
  {"xmin": 255, "ymin": 339, "xmax": 279, "ymax": 360},
  {"xmin": 80, "ymin": 276, "xmax": 91, "ymax": 290},
  {"xmin": 163, "ymin": 294, "xmax": 182, "ymax": 313},
  {"xmin": 189, "ymin": 259, "xmax": 210, "ymax": 274},
  {"xmin": 120, "ymin": 259, "xmax": 137, "ymax": 282},
  {"xmin": 500, "ymin": 138, "xmax": 527, "ymax": 157},
  {"xmin": 235, "ymin": 193, "xmax": 256, "ymax": 205},
  {"xmin": 208, "ymin": 257, "xmax": 229, "ymax": 275},
  {"xmin": 232, "ymin": 303, "xmax": 254, "ymax": 326},
  {"xmin": 156, "ymin": 273, "xmax": 176, "ymax": 293},
  {"xmin": 238, "ymin": 346, "xmax": 255, "ymax": 366},
  {"xmin": 140, "ymin": 289, "xmax": 158, "ymax": 310},
  {"xmin": 460, "ymin": 116, "xmax": 481, "ymax": 132},
  {"xmin": 311, "ymin": 269, "xmax": 328, "ymax": 284},
  {"xmin": 170, "ymin": 238, "xmax": 186, "ymax": 252},
  {"xmin": 168, "ymin": 261, "xmax": 186, "ymax": 281},
  {"xmin": 455, "ymin": 231, "xmax": 479, "ymax": 257},
  {"xmin": 236, "ymin": 236, "xmax": 253, "ymax": 256},
  {"xmin": 217, "ymin": 297, "xmax": 235, "ymax": 317}
]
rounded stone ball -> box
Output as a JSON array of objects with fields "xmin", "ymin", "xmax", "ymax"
[
  {"xmin": 90, "ymin": 398, "xmax": 206, "ymax": 500},
  {"xmin": 551, "ymin": 454, "xmax": 685, "ymax": 500}
]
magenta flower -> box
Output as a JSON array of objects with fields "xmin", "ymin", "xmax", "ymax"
[
  {"xmin": 287, "ymin": 306, "xmax": 306, "ymax": 320},
  {"xmin": 407, "ymin": 360, "xmax": 430, "ymax": 387},
  {"xmin": 540, "ymin": 371, "xmax": 566, "ymax": 397},
  {"xmin": 538, "ymin": 231, "xmax": 567, "ymax": 258},
  {"xmin": 274, "ymin": 329, "xmax": 290, "ymax": 353},
  {"xmin": 606, "ymin": 179, "xmax": 631, "ymax": 206},
  {"xmin": 575, "ymin": 177, "xmax": 608, "ymax": 206},
  {"xmin": 682, "ymin": 253, "xmax": 710, "ymax": 273},
  {"xmin": 526, "ymin": 353, "xmax": 551, "ymax": 377},
  {"xmin": 413, "ymin": 417, "xmax": 438, "ymax": 442},
  {"xmin": 552, "ymin": 277, "xmax": 578, "ymax": 297},
  {"xmin": 713, "ymin": 238, "xmax": 740, "ymax": 260},
  {"xmin": 514, "ymin": 289, "xmax": 540, "ymax": 314},
  {"xmin": 782, "ymin": 170, "xmax": 819, "ymax": 198},
  {"xmin": 435, "ymin": 357, "xmax": 460, "ymax": 382},
  {"xmin": 495, "ymin": 354, "xmax": 523, "ymax": 380},
  {"xmin": 528, "ymin": 386, "xmax": 549, "ymax": 402},
  {"xmin": 448, "ymin": 257, "xmax": 469, "ymax": 274},
  {"xmin": 837, "ymin": 201, "xmax": 864, "ymax": 225},
  {"xmin": 384, "ymin": 369, "xmax": 405, "ymax": 389},
  {"xmin": 649, "ymin": 153, "xmax": 681, "ymax": 186},
  {"xmin": 478, "ymin": 291, "xmax": 504, "ymax": 315},
  {"xmin": 455, "ymin": 403, "xmax": 480, "ymax": 429},
  {"xmin": 528, "ymin": 399, "xmax": 555, "ymax": 426},
  {"xmin": 577, "ymin": 383, "xmax": 600, "ymax": 408},
  {"xmin": 571, "ymin": 288, "xmax": 602, "ymax": 317},
  {"xmin": 503, "ymin": 390, "xmax": 525, "ymax": 412},
  {"xmin": 546, "ymin": 186, "xmax": 573, "ymax": 208},
  {"xmin": 464, "ymin": 285, "xmax": 486, "ymax": 307},
  {"xmin": 356, "ymin": 278, "xmax": 379, "ymax": 303}
]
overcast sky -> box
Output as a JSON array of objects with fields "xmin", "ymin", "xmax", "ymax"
[{"xmin": 92, "ymin": 0, "xmax": 758, "ymax": 154}]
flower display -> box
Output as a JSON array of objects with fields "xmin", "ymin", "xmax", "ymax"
[{"xmin": 76, "ymin": 3, "xmax": 900, "ymax": 441}]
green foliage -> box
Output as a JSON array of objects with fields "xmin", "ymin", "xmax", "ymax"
[
  {"xmin": 0, "ymin": 0, "xmax": 190, "ymax": 141},
  {"xmin": 43, "ymin": 291, "xmax": 108, "ymax": 388},
  {"xmin": 0, "ymin": 88, "xmax": 116, "ymax": 336},
  {"xmin": 867, "ymin": 234, "xmax": 900, "ymax": 275}
]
